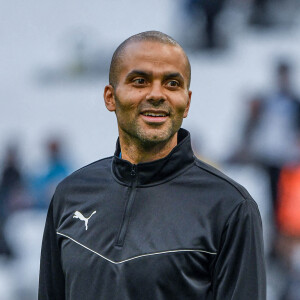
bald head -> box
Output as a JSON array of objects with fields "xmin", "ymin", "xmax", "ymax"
[{"xmin": 109, "ymin": 31, "xmax": 191, "ymax": 89}]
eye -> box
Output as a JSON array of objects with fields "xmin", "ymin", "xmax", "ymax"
[
  {"xmin": 133, "ymin": 78, "xmax": 146, "ymax": 85},
  {"xmin": 166, "ymin": 80, "xmax": 180, "ymax": 87}
]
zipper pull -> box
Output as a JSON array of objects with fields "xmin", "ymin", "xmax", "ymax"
[{"xmin": 130, "ymin": 165, "xmax": 136, "ymax": 176}]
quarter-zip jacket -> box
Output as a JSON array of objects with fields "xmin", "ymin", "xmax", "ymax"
[{"xmin": 39, "ymin": 128, "xmax": 266, "ymax": 300}]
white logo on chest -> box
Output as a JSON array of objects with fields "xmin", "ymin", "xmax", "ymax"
[{"xmin": 73, "ymin": 211, "xmax": 96, "ymax": 230}]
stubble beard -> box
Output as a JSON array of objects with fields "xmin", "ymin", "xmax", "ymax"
[
  {"xmin": 119, "ymin": 115, "xmax": 183, "ymax": 151},
  {"xmin": 136, "ymin": 124, "xmax": 175, "ymax": 148},
  {"xmin": 114, "ymin": 95, "xmax": 184, "ymax": 150}
]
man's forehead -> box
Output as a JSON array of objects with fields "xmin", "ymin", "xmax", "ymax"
[{"xmin": 119, "ymin": 41, "xmax": 189, "ymax": 76}]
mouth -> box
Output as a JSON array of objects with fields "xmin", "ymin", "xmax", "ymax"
[{"xmin": 140, "ymin": 110, "xmax": 169, "ymax": 123}]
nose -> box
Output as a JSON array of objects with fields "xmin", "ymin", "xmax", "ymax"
[{"xmin": 145, "ymin": 81, "xmax": 166, "ymax": 105}]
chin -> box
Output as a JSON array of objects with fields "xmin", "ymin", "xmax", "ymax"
[{"xmin": 137, "ymin": 128, "xmax": 176, "ymax": 145}]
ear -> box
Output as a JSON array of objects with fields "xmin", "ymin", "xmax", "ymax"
[
  {"xmin": 104, "ymin": 85, "xmax": 116, "ymax": 112},
  {"xmin": 183, "ymin": 90, "xmax": 192, "ymax": 118}
]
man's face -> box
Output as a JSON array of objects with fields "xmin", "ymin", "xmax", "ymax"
[{"xmin": 104, "ymin": 41, "xmax": 192, "ymax": 147}]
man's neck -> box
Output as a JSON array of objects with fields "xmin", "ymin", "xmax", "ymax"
[{"xmin": 119, "ymin": 133, "xmax": 178, "ymax": 165}]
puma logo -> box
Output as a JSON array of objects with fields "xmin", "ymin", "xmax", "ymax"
[{"xmin": 73, "ymin": 211, "xmax": 96, "ymax": 230}]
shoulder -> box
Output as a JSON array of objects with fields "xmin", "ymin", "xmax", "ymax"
[
  {"xmin": 49, "ymin": 156, "xmax": 113, "ymax": 226},
  {"xmin": 187, "ymin": 158, "xmax": 263, "ymax": 249},
  {"xmin": 54, "ymin": 156, "xmax": 113, "ymax": 198},
  {"xmin": 194, "ymin": 158, "xmax": 251, "ymax": 200},
  {"xmin": 192, "ymin": 158, "xmax": 260, "ymax": 214},
  {"xmin": 193, "ymin": 158, "xmax": 263, "ymax": 230}
]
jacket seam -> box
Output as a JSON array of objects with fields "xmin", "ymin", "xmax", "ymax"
[
  {"xmin": 114, "ymin": 187, "xmax": 131, "ymax": 246},
  {"xmin": 56, "ymin": 231, "xmax": 217, "ymax": 264},
  {"xmin": 194, "ymin": 160, "xmax": 249, "ymax": 200},
  {"xmin": 56, "ymin": 156, "xmax": 114, "ymax": 193},
  {"xmin": 69, "ymin": 156, "xmax": 113, "ymax": 178},
  {"xmin": 211, "ymin": 198, "xmax": 247, "ymax": 283},
  {"xmin": 216, "ymin": 198, "xmax": 248, "ymax": 256}
]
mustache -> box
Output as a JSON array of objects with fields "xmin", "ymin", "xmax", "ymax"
[{"xmin": 138, "ymin": 104, "xmax": 172, "ymax": 114}]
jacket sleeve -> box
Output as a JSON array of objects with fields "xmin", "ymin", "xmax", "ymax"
[
  {"xmin": 38, "ymin": 198, "xmax": 65, "ymax": 300},
  {"xmin": 212, "ymin": 198, "xmax": 266, "ymax": 300}
]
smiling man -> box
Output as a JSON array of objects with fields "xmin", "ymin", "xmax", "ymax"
[
  {"xmin": 39, "ymin": 31, "xmax": 266, "ymax": 300},
  {"xmin": 104, "ymin": 35, "xmax": 192, "ymax": 164}
]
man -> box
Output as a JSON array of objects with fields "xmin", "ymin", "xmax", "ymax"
[
  {"xmin": 244, "ymin": 61, "xmax": 300, "ymax": 212},
  {"xmin": 39, "ymin": 31, "xmax": 266, "ymax": 299}
]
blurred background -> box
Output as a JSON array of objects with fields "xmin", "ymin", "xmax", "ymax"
[{"xmin": 1, "ymin": 0, "xmax": 300, "ymax": 299}]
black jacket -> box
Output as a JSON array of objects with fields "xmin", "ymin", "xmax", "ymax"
[{"xmin": 39, "ymin": 128, "xmax": 266, "ymax": 300}]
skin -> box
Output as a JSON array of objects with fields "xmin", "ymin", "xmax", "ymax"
[{"xmin": 104, "ymin": 41, "xmax": 192, "ymax": 164}]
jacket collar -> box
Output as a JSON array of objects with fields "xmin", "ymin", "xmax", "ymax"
[{"xmin": 112, "ymin": 128, "xmax": 195, "ymax": 186}]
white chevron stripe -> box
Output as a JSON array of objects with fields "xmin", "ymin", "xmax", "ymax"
[{"xmin": 56, "ymin": 231, "xmax": 217, "ymax": 265}]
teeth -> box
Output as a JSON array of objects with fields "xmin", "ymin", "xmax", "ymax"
[{"xmin": 143, "ymin": 112, "xmax": 166, "ymax": 117}]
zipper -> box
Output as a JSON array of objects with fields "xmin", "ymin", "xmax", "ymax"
[{"xmin": 115, "ymin": 164, "xmax": 138, "ymax": 247}]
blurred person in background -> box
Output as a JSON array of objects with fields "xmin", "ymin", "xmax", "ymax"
[
  {"xmin": 248, "ymin": 0, "xmax": 298, "ymax": 29},
  {"xmin": 39, "ymin": 30, "xmax": 265, "ymax": 300},
  {"xmin": 231, "ymin": 60, "xmax": 300, "ymax": 216},
  {"xmin": 229, "ymin": 60, "xmax": 300, "ymax": 285},
  {"xmin": 248, "ymin": 0, "xmax": 273, "ymax": 27},
  {"xmin": 184, "ymin": 0, "xmax": 227, "ymax": 49},
  {"xmin": 33, "ymin": 138, "xmax": 70, "ymax": 210},
  {"xmin": 0, "ymin": 145, "xmax": 25, "ymax": 257}
]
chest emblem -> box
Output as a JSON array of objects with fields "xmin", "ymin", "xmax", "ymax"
[{"xmin": 73, "ymin": 210, "xmax": 96, "ymax": 230}]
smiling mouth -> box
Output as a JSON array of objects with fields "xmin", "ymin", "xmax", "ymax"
[
  {"xmin": 140, "ymin": 110, "xmax": 169, "ymax": 124},
  {"xmin": 140, "ymin": 110, "xmax": 169, "ymax": 117}
]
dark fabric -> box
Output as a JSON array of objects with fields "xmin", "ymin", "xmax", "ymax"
[
  {"xmin": 39, "ymin": 199, "xmax": 65, "ymax": 300},
  {"xmin": 39, "ymin": 128, "xmax": 266, "ymax": 300},
  {"xmin": 112, "ymin": 129, "xmax": 194, "ymax": 186},
  {"xmin": 265, "ymin": 165, "xmax": 281, "ymax": 213},
  {"xmin": 295, "ymin": 97, "xmax": 300, "ymax": 131},
  {"xmin": 212, "ymin": 199, "xmax": 265, "ymax": 299}
]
